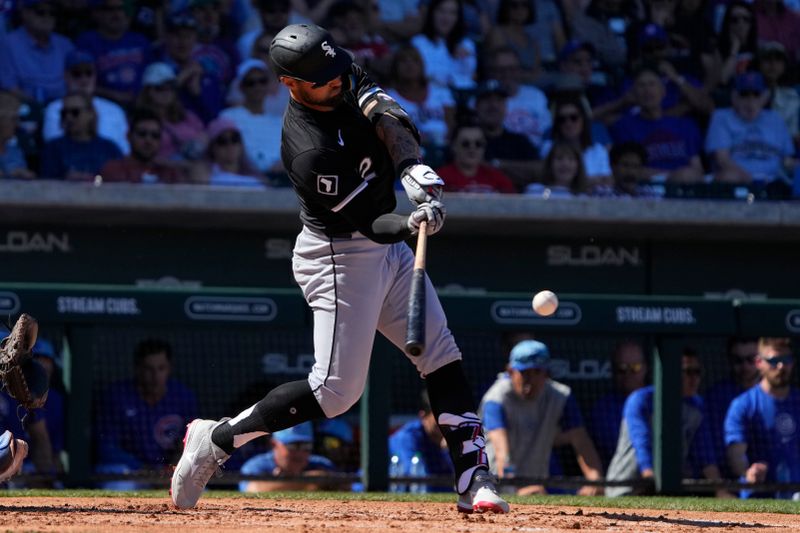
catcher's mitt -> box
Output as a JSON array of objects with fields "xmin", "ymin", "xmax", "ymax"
[{"xmin": 0, "ymin": 313, "xmax": 49, "ymax": 412}]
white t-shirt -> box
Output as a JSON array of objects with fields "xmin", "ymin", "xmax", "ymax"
[
  {"xmin": 504, "ymin": 85, "xmax": 551, "ymax": 148},
  {"xmin": 219, "ymin": 106, "xmax": 283, "ymax": 173},
  {"xmin": 44, "ymin": 96, "xmax": 130, "ymax": 154},
  {"xmin": 387, "ymin": 86, "xmax": 454, "ymax": 147},
  {"xmin": 539, "ymin": 141, "xmax": 611, "ymax": 179},
  {"xmin": 410, "ymin": 34, "xmax": 477, "ymax": 90}
]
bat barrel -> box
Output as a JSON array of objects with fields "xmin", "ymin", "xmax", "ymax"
[{"xmin": 405, "ymin": 268, "xmax": 426, "ymax": 356}]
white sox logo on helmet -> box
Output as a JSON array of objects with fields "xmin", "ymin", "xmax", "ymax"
[{"xmin": 321, "ymin": 41, "xmax": 336, "ymax": 58}]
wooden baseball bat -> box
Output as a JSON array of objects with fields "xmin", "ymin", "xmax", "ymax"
[{"xmin": 405, "ymin": 221, "xmax": 427, "ymax": 356}]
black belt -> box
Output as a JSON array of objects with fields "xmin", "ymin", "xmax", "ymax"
[{"xmin": 323, "ymin": 231, "xmax": 353, "ymax": 239}]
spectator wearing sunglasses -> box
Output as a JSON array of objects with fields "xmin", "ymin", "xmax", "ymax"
[
  {"xmin": 100, "ymin": 108, "xmax": 185, "ymax": 183},
  {"xmin": 607, "ymin": 347, "xmax": 725, "ymax": 497},
  {"xmin": 0, "ymin": 0, "xmax": 75, "ymax": 104},
  {"xmin": 43, "ymin": 50, "xmax": 129, "ymax": 154},
  {"xmin": 436, "ymin": 117, "xmax": 516, "ymax": 194},
  {"xmin": 40, "ymin": 91, "xmax": 122, "ymax": 180},
  {"xmin": 725, "ymin": 337, "xmax": 800, "ymax": 499},
  {"xmin": 586, "ymin": 340, "xmax": 648, "ymax": 470},
  {"xmin": 135, "ymin": 62, "xmax": 208, "ymax": 162},
  {"xmin": 199, "ymin": 117, "xmax": 266, "ymax": 187},
  {"xmin": 541, "ymin": 96, "xmax": 612, "ymax": 189},
  {"xmin": 705, "ymin": 72, "xmax": 795, "ymax": 185},
  {"xmin": 74, "ymin": 0, "xmax": 150, "ymax": 107},
  {"xmin": 705, "ymin": 337, "xmax": 759, "ymax": 479},
  {"xmin": 220, "ymin": 59, "xmax": 283, "ymax": 176},
  {"xmin": 238, "ymin": 421, "xmax": 340, "ymax": 492}
]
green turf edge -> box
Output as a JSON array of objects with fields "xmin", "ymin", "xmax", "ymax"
[{"xmin": 1, "ymin": 490, "xmax": 798, "ymax": 514}]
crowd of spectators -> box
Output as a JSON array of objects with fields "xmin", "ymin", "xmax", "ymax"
[{"xmin": 0, "ymin": 0, "xmax": 798, "ymax": 196}]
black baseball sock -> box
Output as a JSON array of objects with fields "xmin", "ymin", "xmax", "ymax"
[
  {"xmin": 425, "ymin": 360, "xmax": 476, "ymax": 416},
  {"xmin": 426, "ymin": 360, "xmax": 489, "ymax": 493},
  {"xmin": 211, "ymin": 379, "xmax": 325, "ymax": 454}
]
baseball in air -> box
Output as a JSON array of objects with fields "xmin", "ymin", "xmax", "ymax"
[{"xmin": 532, "ymin": 290, "xmax": 559, "ymax": 316}]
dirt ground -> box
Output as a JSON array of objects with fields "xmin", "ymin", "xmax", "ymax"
[{"xmin": 0, "ymin": 497, "xmax": 796, "ymax": 532}]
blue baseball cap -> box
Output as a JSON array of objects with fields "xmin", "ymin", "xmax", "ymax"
[
  {"xmin": 317, "ymin": 419, "xmax": 353, "ymax": 444},
  {"xmin": 734, "ymin": 72, "xmax": 765, "ymax": 93},
  {"xmin": 509, "ymin": 340, "xmax": 550, "ymax": 371},
  {"xmin": 272, "ymin": 421, "xmax": 313, "ymax": 444}
]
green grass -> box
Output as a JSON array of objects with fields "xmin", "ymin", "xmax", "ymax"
[{"xmin": 1, "ymin": 490, "xmax": 799, "ymax": 514}]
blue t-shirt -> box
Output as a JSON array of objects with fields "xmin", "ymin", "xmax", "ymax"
[
  {"xmin": 705, "ymin": 108, "xmax": 794, "ymax": 181},
  {"xmin": 40, "ymin": 136, "xmax": 122, "ymax": 179},
  {"xmin": 724, "ymin": 385, "xmax": 800, "ymax": 496},
  {"xmin": 75, "ymin": 31, "xmax": 150, "ymax": 97},
  {"xmin": 0, "ymin": 388, "xmax": 64, "ymax": 457},
  {"xmin": 611, "ymin": 113, "xmax": 702, "ymax": 170},
  {"xmin": 388, "ymin": 418, "xmax": 453, "ymax": 491},
  {"xmin": 238, "ymin": 451, "xmax": 335, "ymax": 491},
  {"xmin": 95, "ymin": 378, "xmax": 198, "ymax": 470},
  {"xmin": 587, "ymin": 390, "xmax": 627, "ymax": 468},
  {"xmin": 624, "ymin": 386, "xmax": 715, "ymax": 473}
]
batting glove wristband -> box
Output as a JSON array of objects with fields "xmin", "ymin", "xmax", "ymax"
[
  {"xmin": 400, "ymin": 163, "xmax": 444, "ymax": 205},
  {"xmin": 407, "ymin": 200, "xmax": 446, "ymax": 236}
]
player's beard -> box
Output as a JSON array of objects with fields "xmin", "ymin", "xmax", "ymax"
[
  {"xmin": 301, "ymin": 85, "xmax": 345, "ymax": 108},
  {"xmin": 766, "ymin": 370, "xmax": 792, "ymax": 389}
]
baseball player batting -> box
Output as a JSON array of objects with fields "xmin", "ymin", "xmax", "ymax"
[{"xmin": 171, "ymin": 23, "xmax": 508, "ymax": 514}]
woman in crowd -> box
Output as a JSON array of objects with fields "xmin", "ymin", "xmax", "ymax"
[
  {"xmin": 40, "ymin": 92, "xmax": 122, "ymax": 181},
  {"xmin": 410, "ymin": 0, "xmax": 477, "ymax": 92},
  {"xmin": 756, "ymin": 42, "xmax": 800, "ymax": 147},
  {"xmin": 525, "ymin": 141, "xmax": 589, "ymax": 197},
  {"xmin": 135, "ymin": 62, "xmax": 208, "ymax": 162},
  {"xmin": 715, "ymin": 1, "xmax": 758, "ymax": 87},
  {"xmin": 219, "ymin": 59, "xmax": 283, "ymax": 176},
  {"xmin": 485, "ymin": 0, "xmax": 565, "ymax": 76},
  {"xmin": 540, "ymin": 96, "xmax": 611, "ymax": 188},
  {"xmin": 385, "ymin": 44, "xmax": 455, "ymax": 166},
  {"xmin": 199, "ymin": 118, "xmax": 267, "ymax": 187}
]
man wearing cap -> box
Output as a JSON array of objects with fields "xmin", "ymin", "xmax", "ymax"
[
  {"xmin": 152, "ymin": 12, "xmax": 225, "ymax": 123},
  {"xmin": 479, "ymin": 340, "xmax": 604, "ymax": 496},
  {"xmin": 0, "ymin": 0, "xmax": 74, "ymax": 103},
  {"xmin": 219, "ymin": 59, "xmax": 283, "ymax": 174},
  {"xmin": 239, "ymin": 421, "xmax": 339, "ymax": 492},
  {"xmin": 43, "ymin": 50, "xmax": 130, "ymax": 154},
  {"xmin": 706, "ymin": 72, "xmax": 795, "ymax": 184},
  {"xmin": 473, "ymin": 79, "xmax": 541, "ymax": 192},
  {"xmin": 75, "ymin": 0, "xmax": 149, "ymax": 107},
  {"xmin": 172, "ymin": 23, "xmax": 509, "ymax": 515},
  {"xmin": 485, "ymin": 47, "xmax": 550, "ymax": 149}
]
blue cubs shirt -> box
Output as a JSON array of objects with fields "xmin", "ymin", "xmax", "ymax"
[{"xmin": 725, "ymin": 385, "xmax": 800, "ymax": 497}]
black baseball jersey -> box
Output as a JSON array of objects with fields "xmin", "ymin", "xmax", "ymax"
[{"xmin": 281, "ymin": 64, "xmax": 400, "ymax": 240}]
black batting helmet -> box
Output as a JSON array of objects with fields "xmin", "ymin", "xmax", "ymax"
[{"xmin": 270, "ymin": 24, "xmax": 353, "ymax": 85}]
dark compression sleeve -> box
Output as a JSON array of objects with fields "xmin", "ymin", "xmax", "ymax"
[{"xmin": 364, "ymin": 213, "xmax": 412, "ymax": 244}]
